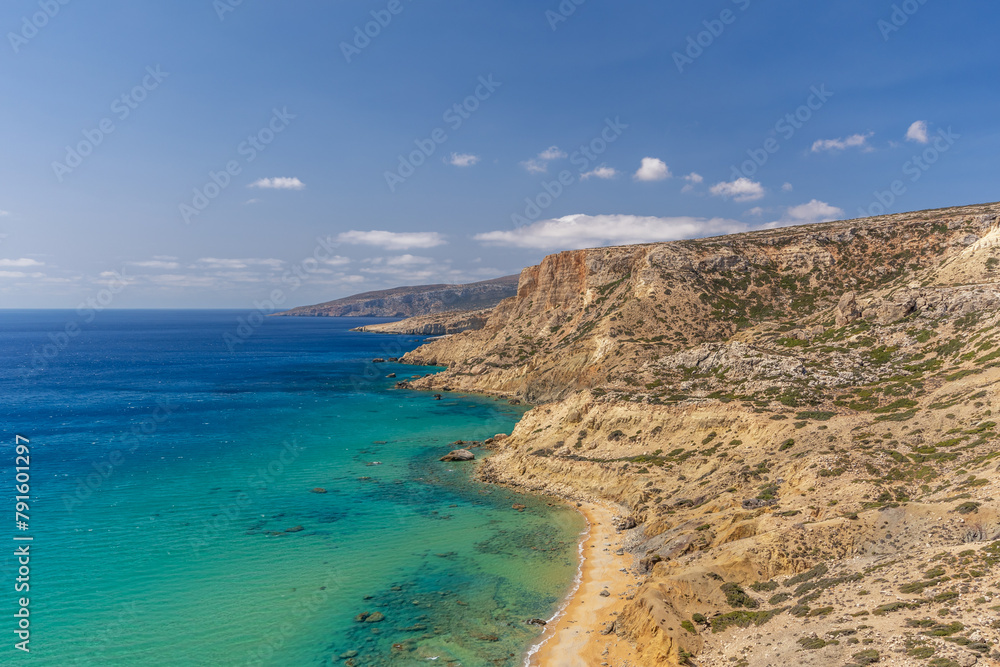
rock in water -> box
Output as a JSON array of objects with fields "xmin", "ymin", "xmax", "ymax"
[{"xmin": 440, "ymin": 449, "xmax": 475, "ymax": 462}]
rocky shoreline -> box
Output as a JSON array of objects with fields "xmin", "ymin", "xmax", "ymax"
[{"xmin": 385, "ymin": 202, "xmax": 1000, "ymax": 666}]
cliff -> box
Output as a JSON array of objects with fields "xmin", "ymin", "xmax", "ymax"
[
  {"xmin": 400, "ymin": 202, "xmax": 1000, "ymax": 666},
  {"xmin": 275, "ymin": 275, "xmax": 518, "ymax": 318},
  {"xmin": 350, "ymin": 309, "xmax": 491, "ymax": 336}
]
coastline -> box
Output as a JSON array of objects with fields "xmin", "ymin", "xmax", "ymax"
[{"xmin": 525, "ymin": 502, "xmax": 641, "ymax": 667}]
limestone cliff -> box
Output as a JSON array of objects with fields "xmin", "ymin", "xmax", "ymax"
[
  {"xmin": 401, "ymin": 202, "xmax": 1000, "ymax": 666},
  {"xmin": 350, "ymin": 309, "xmax": 490, "ymax": 336}
]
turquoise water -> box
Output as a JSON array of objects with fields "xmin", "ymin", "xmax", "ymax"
[{"xmin": 0, "ymin": 311, "xmax": 583, "ymax": 666}]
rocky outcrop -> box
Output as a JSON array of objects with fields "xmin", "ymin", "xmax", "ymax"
[
  {"xmin": 439, "ymin": 449, "xmax": 475, "ymax": 462},
  {"xmin": 275, "ymin": 276, "xmax": 518, "ymax": 318},
  {"xmin": 351, "ymin": 309, "xmax": 491, "ymax": 335},
  {"xmin": 404, "ymin": 202, "xmax": 1000, "ymax": 403},
  {"xmin": 834, "ymin": 291, "xmax": 860, "ymax": 326},
  {"xmin": 391, "ymin": 201, "xmax": 1000, "ymax": 667}
]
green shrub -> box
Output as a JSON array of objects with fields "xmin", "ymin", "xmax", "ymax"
[{"xmin": 720, "ymin": 583, "xmax": 758, "ymax": 609}]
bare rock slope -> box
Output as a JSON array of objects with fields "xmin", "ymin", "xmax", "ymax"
[
  {"xmin": 350, "ymin": 309, "xmax": 491, "ymax": 336},
  {"xmin": 401, "ymin": 202, "xmax": 1000, "ymax": 667}
]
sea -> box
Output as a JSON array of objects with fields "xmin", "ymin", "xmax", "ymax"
[{"xmin": 0, "ymin": 310, "xmax": 583, "ymax": 666}]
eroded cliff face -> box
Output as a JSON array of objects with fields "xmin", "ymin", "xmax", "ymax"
[
  {"xmin": 350, "ymin": 309, "xmax": 490, "ymax": 335},
  {"xmin": 404, "ymin": 204, "xmax": 1000, "ymax": 404},
  {"xmin": 402, "ymin": 202, "xmax": 1000, "ymax": 666}
]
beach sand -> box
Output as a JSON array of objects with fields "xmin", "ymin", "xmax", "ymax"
[{"xmin": 528, "ymin": 503, "xmax": 641, "ymax": 667}]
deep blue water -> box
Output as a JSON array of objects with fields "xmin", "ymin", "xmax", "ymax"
[{"xmin": 0, "ymin": 311, "xmax": 582, "ymax": 666}]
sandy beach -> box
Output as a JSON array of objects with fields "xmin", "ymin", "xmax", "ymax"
[{"xmin": 528, "ymin": 503, "xmax": 641, "ymax": 667}]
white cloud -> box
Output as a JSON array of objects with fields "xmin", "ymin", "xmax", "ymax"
[
  {"xmin": 448, "ymin": 153, "xmax": 480, "ymax": 167},
  {"xmin": 197, "ymin": 257, "xmax": 284, "ymax": 270},
  {"xmin": 811, "ymin": 132, "xmax": 874, "ymax": 153},
  {"xmin": 474, "ymin": 213, "xmax": 746, "ymax": 250},
  {"xmin": 521, "ymin": 146, "xmax": 568, "ymax": 174},
  {"xmin": 248, "ymin": 177, "xmax": 306, "ymax": 190},
  {"xmin": 538, "ymin": 146, "xmax": 567, "ymax": 161},
  {"xmin": 129, "ymin": 260, "xmax": 181, "ymax": 270},
  {"xmin": 710, "ymin": 177, "xmax": 765, "ymax": 202},
  {"xmin": 906, "ymin": 120, "xmax": 929, "ymax": 144},
  {"xmin": 366, "ymin": 254, "xmax": 436, "ymax": 267},
  {"xmin": 336, "ymin": 230, "xmax": 446, "ymax": 250},
  {"xmin": 580, "ymin": 166, "xmax": 618, "ymax": 180},
  {"xmin": 321, "ymin": 256, "xmax": 351, "ymax": 267},
  {"xmin": 681, "ymin": 172, "xmax": 703, "ymax": 193},
  {"xmin": 245, "ymin": 198, "xmax": 261, "ymax": 205},
  {"xmin": 783, "ymin": 200, "xmax": 845, "ymax": 224},
  {"xmin": 0, "ymin": 210, "xmax": 9, "ymax": 216},
  {"xmin": 634, "ymin": 157, "xmax": 671, "ymax": 182},
  {"xmin": 520, "ymin": 159, "xmax": 548, "ymax": 174},
  {"xmin": 747, "ymin": 207, "xmax": 765, "ymax": 217},
  {"xmin": 0, "ymin": 258, "xmax": 44, "ymax": 267},
  {"xmin": 782, "ymin": 182, "xmax": 794, "ymax": 192}
]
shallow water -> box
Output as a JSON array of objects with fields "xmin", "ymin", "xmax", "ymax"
[{"xmin": 0, "ymin": 311, "xmax": 583, "ymax": 666}]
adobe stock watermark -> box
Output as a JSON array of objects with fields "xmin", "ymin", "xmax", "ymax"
[
  {"xmin": 384, "ymin": 75, "xmax": 502, "ymax": 192},
  {"xmin": 857, "ymin": 126, "xmax": 958, "ymax": 218},
  {"xmin": 61, "ymin": 396, "xmax": 180, "ymax": 513},
  {"xmin": 52, "ymin": 66, "xmax": 169, "ymax": 183},
  {"xmin": 7, "ymin": 0, "xmax": 71, "ymax": 54},
  {"xmin": 179, "ymin": 107, "xmax": 295, "ymax": 224},
  {"xmin": 878, "ymin": 0, "xmax": 931, "ymax": 41},
  {"xmin": 29, "ymin": 269, "xmax": 130, "ymax": 376},
  {"xmin": 546, "ymin": 0, "xmax": 587, "ymax": 31},
  {"xmin": 673, "ymin": 0, "xmax": 752, "ymax": 74},
  {"xmin": 511, "ymin": 116, "xmax": 628, "ymax": 227},
  {"xmin": 729, "ymin": 84, "xmax": 833, "ymax": 181},
  {"xmin": 213, "ymin": 0, "xmax": 246, "ymax": 21},
  {"xmin": 189, "ymin": 440, "xmax": 303, "ymax": 554},
  {"xmin": 340, "ymin": 0, "xmax": 414, "ymax": 63},
  {"xmin": 222, "ymin": 235, "xmax": 347, "ymax": 353},
  {"xmin": 244, "ymin": 565, "xmax": 346, "ymax": 666}
]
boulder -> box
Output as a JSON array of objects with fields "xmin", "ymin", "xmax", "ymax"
[
  {"xmin": 835, "ymin": 291, "xmax": 861, "ymax": 326},
  {"xmin": 440, "ymin": 449, "xmax": 475, "ymax": 462},
  {"xmin": 526, "ymin": 618, "xmax": 547, "ymax": 626},
  {"xmin": 310, "ymin": 488, "xmax": 327, "ymax": 494},
  {"xmin": 612, "ymin": 515, "xmax": 637, "ymax": 531},
  {"xmin": 365, "ymin": 612, "xmax": 385, "ymax": 623}
]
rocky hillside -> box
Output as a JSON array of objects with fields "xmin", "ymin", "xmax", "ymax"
[
  {"xmin": 400, "ymin": 202, "xmax": 1000, "ymax": 667},
  {"xmin": 350, "ymin": 309, "xmax": 491, "ymax": 336},
  {"xmin": 275, "ymin": 275, "xmax": 518, "ymax": 318}
]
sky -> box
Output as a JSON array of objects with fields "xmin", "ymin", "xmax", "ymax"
[{"xmin": 0, "ymin": 0, "xmax": 997, "ymax": 308}]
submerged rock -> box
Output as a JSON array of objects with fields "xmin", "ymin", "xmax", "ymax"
[
  {"xmin": 440, "ymin": 449, "xmax": 475, "ymax": 462},
  {"xmin": 526, "ymin": 618, "xmax": 547, "ymax": 626},
  {"xmin": 311, "ymin": 488, "xmax": 327, "ymax": 494}
]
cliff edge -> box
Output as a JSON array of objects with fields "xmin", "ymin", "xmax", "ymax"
[{"xmin": 402, "ymin": 202, "xmax": 1000, "ymax": 666}]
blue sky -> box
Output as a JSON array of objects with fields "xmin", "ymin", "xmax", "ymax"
[{"xmin": 0, "ymin": 0, "xmax": 996, "ymax": 308}]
